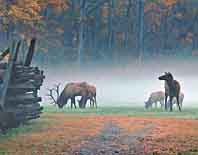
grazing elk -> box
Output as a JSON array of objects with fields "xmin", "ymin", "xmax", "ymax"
[
  {"xmin": 158, "ymin": 72, "xmax": 182, "ymax": 112},
  {"xmin": 47, "ymin": 82, "xmax": 88, "ymax": 109},
  {"xmin": 78, "ymin": 84, "xmax": 97, "ymax": 108},
  {"xmin": 145, "ymin": 91, "xmax": 165, "ymax": 109}
]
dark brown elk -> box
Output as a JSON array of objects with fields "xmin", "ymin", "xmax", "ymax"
[
  {"xmin": 158, "ymin": 72, "xmax": 182, "ymax": 112},
  {"xmin": 78, "ymin": 84, "xmax": 97, "ymax": 108},
  {"xmin": 145, "ymin": 91, "xmax": 165, "ymax": 109},
  {"xmin": 47, "ymin": 82, "xmax": 89, "ymax": 109},
  {"xmin": 167, "ymin": 92, "xmax": 184, "ymax": 109}
]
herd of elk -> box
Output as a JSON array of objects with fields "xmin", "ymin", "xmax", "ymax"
[
  {"xmin": 47, "ymin": 72, "xmax": 182, "ymax": 112},
  {"xmin": 47, "ymin": 82, "xmax": 97, "ymax": 109},
  {"xmin": 145, "ymin": 72, "xmax": 183, "ymax": 112}
]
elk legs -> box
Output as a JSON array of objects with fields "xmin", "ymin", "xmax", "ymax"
[
  {"xmin": 169, "ymin": 96, "xmax": 173, "ymax": 112},
  {"xmin": 165, "ymin": 95, "xmax": 168, "ymax": 111},
  {"xmin": 176, "ymin": 95, "xmax": 181, "ymax": 112},
  {"xmin": 71, "ymin": 97, "xmax": 76, "ymax": 109}
]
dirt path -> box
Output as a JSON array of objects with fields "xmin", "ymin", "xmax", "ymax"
[{"xmin": 73, "ymin": 121, "xmax": 155, "ymax": 155}]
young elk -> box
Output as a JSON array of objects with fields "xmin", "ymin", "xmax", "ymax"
[
  {"xmin": 78, "ymin": 84, "xmax": 97, "ymax": 108},
  {"xmin": 158, "ymin": 72, "xmax": 182, "ymax": 112},
  {"xmin": 145, "ymin": 91, "xmax": 165, "ymax": 109}
]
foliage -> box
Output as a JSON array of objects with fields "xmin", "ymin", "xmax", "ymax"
[{"xmin": 0, "ymin": 0, "xmax": 197, "ymax": 64}]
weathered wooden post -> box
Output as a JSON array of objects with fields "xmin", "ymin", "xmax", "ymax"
[
  {"xmin": 0, "ymin": 41, "xmax": 19, "ymax": 109},
  {"xmin": 0, "ymin": 38, "xmax": 45, "ymax": 132},
  {"xmin": 0, "ymin": 48, "xmax": 10, "ymax": 61},
  {"xmin": 24, "ymin": 38, "xmax": 36, "ymax": 66}
]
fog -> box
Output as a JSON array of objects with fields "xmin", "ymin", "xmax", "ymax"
[{"xmin": 37, "ymin": 58, "xmax": 198, "ymax": 107}]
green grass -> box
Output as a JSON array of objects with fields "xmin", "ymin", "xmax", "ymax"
[
  {"xmin": 0, "ymin": 122, "xmax": 42, "ymax": 155},
  {"xmin": 43, "ymin": 105, "xmax": 198, "ymax": 119},
  {"xmin": 0, "ymin": 105, "xmax": 198, "ymax": 154},
  {"xmin": 0, "ymin": 148, "xmax": 8, "ymax": 155},
  {"xmin": 0, "ymin": 119, "xmax": 50, "ymax": 142},
  {"xmin": 1, "ymin": 105, "xmax": 198, "ymax": 144}
]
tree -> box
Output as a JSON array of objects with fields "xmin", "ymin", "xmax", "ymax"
[
  {"xmin": 137, "ymin": 0, "xmax": 145, "ymax": 62},
  {"xmin": 78, "ymin": 0, "xmax": 86, "ymax": 66}
]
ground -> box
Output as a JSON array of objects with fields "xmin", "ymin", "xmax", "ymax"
[{"xmin": 0, "ymin": 107, "xmax": 198, "ymax": 155}]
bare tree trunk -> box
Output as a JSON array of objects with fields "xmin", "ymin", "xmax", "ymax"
[
  {"xmin": 108, "ymin": 0, "xmax": 114, "ymax": 52},
  {"xmin": 124, "ymin": 0, "xmax": 132, "ymax": 49},
  {"xmin": 137, "ymin": 0, "xmax": 144, "ymax": 63},
  {"xmin": 192, "ymin": 13, "xmax": 198, "ymax": 50},
  {"xmin": 78, "ymin": 0, "xmax": 86, "ymax": 66},
  {"xmin": 93, "ymin": 7, "xmax": 101, "ymax": 61},
  {"xmin": 161, "ymin": 10, "xmax": 169, "ymax": 49}
]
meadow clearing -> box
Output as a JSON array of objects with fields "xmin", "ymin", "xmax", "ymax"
[{"xmin": 0, "ymin": 106, "xmax": 198, "ymax": 155}]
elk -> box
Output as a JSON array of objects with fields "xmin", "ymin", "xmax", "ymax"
[
  {"xmin": 167, "ymin": 92, "xmax": 184, "ymax": 109},
  {"xmin": 158, "ymin": 72, "xmax": 182, "ymax": 112},
  {"xmin": 145, "ymin": 91, "xmax": 165, "ymax": 109},
  {"xmin": 47, "ymin": 82, "xmax": 89, "ymax": 109},
  {"xmin": 78, "ymin": 84, "xmax": 97, "ymax": 108}
]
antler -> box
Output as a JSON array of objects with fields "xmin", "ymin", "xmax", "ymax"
[
  {"xmin": 54, "ymin": 83, "xmax": 61, "ymax": 98},
  {"xmin": 46, "ymin": 88, "xmax": 57, "ymax": 104},
  {"xmin": 46, "ymin": 83, "xmax": 61, "ymax": 105}
]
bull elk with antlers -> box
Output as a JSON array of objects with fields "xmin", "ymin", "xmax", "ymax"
[{"xmin": 47, "ymin": 82, "xmax": 97, "ymax": 109}]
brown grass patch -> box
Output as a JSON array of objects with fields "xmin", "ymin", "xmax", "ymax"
[
  {"xmin": 0, "ymin": 114, "xmax": 106, "ymax": 155},
  {"xmin": 0, "ymin": 115, "xmax": 198, "ymax": 155},
  {"xmin": 143, "ymin": 118, "xmax": 198, "ymax": 154}
]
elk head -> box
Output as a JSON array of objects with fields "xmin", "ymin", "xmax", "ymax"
[{"xmin": 158, "ymin": 72, "xmax": 173, "ymax": 82}]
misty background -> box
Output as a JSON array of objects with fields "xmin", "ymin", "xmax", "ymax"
[
  {"xmin": 0, "ymin": 0, "xmax": 197, "ymax": 107},
  {"xmin": 37, "ymin": 57, "xmax": 198, "ymax": 107}
]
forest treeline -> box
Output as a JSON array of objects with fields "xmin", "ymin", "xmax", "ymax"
[{"xmin": 0, "ymin": 0, "xmax": 197, "ymax": 65}]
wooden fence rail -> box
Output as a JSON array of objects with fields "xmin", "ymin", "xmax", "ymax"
[{"xmin": 0, "ymin": 39, "xmax": 45, "ymax": 133}]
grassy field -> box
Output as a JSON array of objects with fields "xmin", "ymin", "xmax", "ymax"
[
  {"xmin": 0, "ymin": 105, "xmax": 198, "ymax": 155},
  {"xmin": 43, "ymin": 105, "xmax": 198, "ymax": 119},
  {"xmin": 1, "ymin": 105, "xmax": 198, "ymax": 139},
  {"xmin": 0, "ymin": 112, "xmax": 53, "ymax": 142}
]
